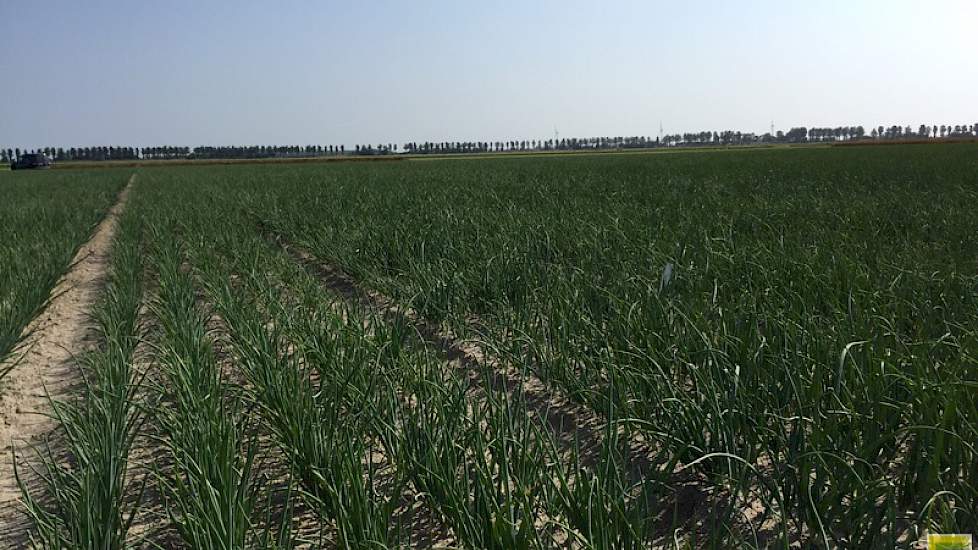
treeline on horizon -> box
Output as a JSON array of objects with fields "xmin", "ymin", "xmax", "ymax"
[{"xmin": 4, "ymin": 123, "xmax": 977, "ymax": 163}]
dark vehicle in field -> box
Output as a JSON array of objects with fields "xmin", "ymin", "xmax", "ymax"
[{"xmin": 10, "ymin": 153, "xmax": 52, "ymax": 170}]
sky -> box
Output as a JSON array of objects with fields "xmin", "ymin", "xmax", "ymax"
[{"xmin": 1, "ymin": 0, "xmax": 976, "ymax": 148}]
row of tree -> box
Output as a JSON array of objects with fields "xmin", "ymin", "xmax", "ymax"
[
  {"xmin": 4, "ymin": 123, "xmax": 977, "ymax": 163},
  {"xmin": 191, "ymin": 145, "xmax": 350, "ymax": 159}
]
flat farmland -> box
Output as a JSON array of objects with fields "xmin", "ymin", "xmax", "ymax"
[{"xmin": 2, "ymin": 144, "xmax": 977, "ymax": 548}]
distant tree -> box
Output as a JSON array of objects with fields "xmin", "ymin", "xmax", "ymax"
[
  {"xmin": 784, "ymin": 127, "xmax": 808, "ymax": 143},
  {"xmin": 0, "ymin": 149, "xmax": 7, "ymax": 163}
]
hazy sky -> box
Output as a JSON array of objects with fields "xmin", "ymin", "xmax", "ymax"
[{"xmin": 2, "ymin": 0, "xmax": 975, "ymax": 148}]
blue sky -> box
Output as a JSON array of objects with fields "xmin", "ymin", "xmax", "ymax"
[{"xmin": 1, "ymin": 0, "xmax": 975, "ymax": 148}]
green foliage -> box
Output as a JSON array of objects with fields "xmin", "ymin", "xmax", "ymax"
[
  {"xmin": 18, "ymin": 177, "xmax": 145, "ymax": 549},
  {"xmin": 0, "ymin": 170, "xmax": 128, "ymax": 366},
  {"xmin": 254, "ymin": 144, "xmax": 978, "ymax": 546},
  {"xmin": 18, "ymin": 144, "xmax": 978, "ymax": 547}
]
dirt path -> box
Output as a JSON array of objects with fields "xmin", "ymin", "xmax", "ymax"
[{"xmin": 0, "ymin": 175, "xmax": 134, "ymax": 544}]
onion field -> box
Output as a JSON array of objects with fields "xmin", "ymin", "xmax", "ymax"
[
  {"xmin": 8, "ymin": 144, "xmax": 978, "ymax": 548},
  {"xmin": 0, "ymin": 171, "xmax": 128, "ymax": 364}
]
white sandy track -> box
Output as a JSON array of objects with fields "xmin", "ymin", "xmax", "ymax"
[{"xmin": 0, "ymin": 174, "xmax": 134, "ymax": 545}]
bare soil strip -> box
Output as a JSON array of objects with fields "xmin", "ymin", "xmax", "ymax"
[{"xmin": 0, "ymin": 175, "xmax": 134, "ymax": 545}]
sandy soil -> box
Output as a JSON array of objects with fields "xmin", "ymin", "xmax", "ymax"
[{"xmin": 0, "ymin": 175, "xmax": 133, "ymax": 545}]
